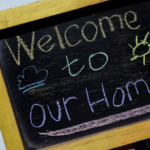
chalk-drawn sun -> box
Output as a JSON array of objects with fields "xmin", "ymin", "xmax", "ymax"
[{"xmin": 128, "ymin": 32, "xmax": 150, "ymax": 65}]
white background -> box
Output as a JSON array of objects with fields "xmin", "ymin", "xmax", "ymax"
[
  {"xmin": 0, "ymin": 0, "xmax": 40, "ymax": 11},
  {"xmin": 0, "ymin": 130, "xmax": 6, "ymax": 150}
]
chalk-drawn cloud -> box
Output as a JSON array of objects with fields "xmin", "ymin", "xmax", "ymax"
[{"xmin": 17, "ymin": 66, "xmax": 48, "ymax": 93}]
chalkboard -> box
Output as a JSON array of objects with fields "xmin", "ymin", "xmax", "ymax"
[{"xmin": 1, "ymin": 0, "xmax": 150, "ymax": 149}]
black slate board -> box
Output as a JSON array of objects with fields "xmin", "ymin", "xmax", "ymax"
[{"xmin": 1, "ymin": 0, "xmax": 150, "ymax": 149}]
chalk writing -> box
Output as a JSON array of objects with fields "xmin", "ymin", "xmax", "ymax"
[
  {"xmin": 37, "ymin": 78, "xmax": 150, "ymax": 136},
  {"xmin": 29, "ymin": 78, "xmax": 150, "ymax": 131},
  {"xmin": 54, "ymin": 26, "xmax": 66, "ymax": 49},
  {"xmin": 62, "ymin": 56, "xmax": 85, "ymax": 77},
  {"xmin": 124, "ymin": 11, "xmax": 141, "ymax": 30},
  {"xmin": 63, "ymin": 97, "xmax": 77, "ymax": 121},
  {"xmin": 99, "ymin": 14, "xmax": 124, "ymax": 38},
  {"xmin": 5, "ymin": 10, "xmax": 140, "ymax": 66},
  {"xmin": 62, "ymin": 52, "xmax": 108, "ymax": 76},
  {"xmin": 37, "ymin": 35, "xmax": 55, "ymax": 52},
  {"xmin": 65, "ymin": 24, "xmax": 82, "ymax": 47},
  {"xmin": 39, "ymin": 104, "xmax": 150, "ymax": 136},
  {"xmin": 113, "ymin": 87, "xmax": 125, "ymax": 107},
  {"xmin": 30, "ymin": 104, "xmax": 46, "ymax": 128},
  {"xmin": 81, "ymin": 21, "xmax": 98, "ymax": 42},
  {"xmin": 47, "ymin": 101, "xmax": 61, "ymax": 122},
  {"xmin": 29, "ymin": 97, "xmax": 77, "ymax": 127},
  {"xmin": 86, "ymin": 83, "xmax": 110, "ymax": 113},
  {"xmin": 89, "ymin": 52, "xmax": 108, "ymax": 71},
  {"xmin": 126, "ymin": 79, "xmax": 150, "ymax": 101},
  {"xmin": 5, "ymin": 32, "xmax": 35, "ymax": 66},
  {"xmin": 129, "ymin": 32, "xmax": 150, "ymax": 65}
]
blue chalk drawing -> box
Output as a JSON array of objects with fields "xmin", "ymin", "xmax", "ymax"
[{"xmin": 17, "ymin": 66, "xmax": 48, "ymax": 93}]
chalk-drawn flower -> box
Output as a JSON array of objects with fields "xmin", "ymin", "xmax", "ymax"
[{"xmin": 128, "ymin": 32, "xmax": 150, "ymax": 65}]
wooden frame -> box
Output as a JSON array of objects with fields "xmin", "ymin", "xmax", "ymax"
[
  {"xmin": 0, "ymin": 0, "xmax": 150, "ymax": 150},
  {"xmin": 0, "ymin": 0, "xmax": 107, "ymax": 30}
]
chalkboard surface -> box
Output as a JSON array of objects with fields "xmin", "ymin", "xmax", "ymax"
[{"xmin": 1, "ymin": 0, "xmax": 150, "ymax": 149}]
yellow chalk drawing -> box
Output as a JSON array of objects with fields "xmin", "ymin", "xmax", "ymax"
[{"xmin": 129, "ymin": 32, "xmax": 150, "ymax": 65}]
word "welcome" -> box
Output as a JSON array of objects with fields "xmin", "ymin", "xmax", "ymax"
[{"xmin": 5, "ymin": 11, "xmax": 140, "ymax": 66}]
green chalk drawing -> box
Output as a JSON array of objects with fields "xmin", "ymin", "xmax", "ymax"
[{"xmin": 128, "ymin": 32, "xmax": 150, "ymax": 65}]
